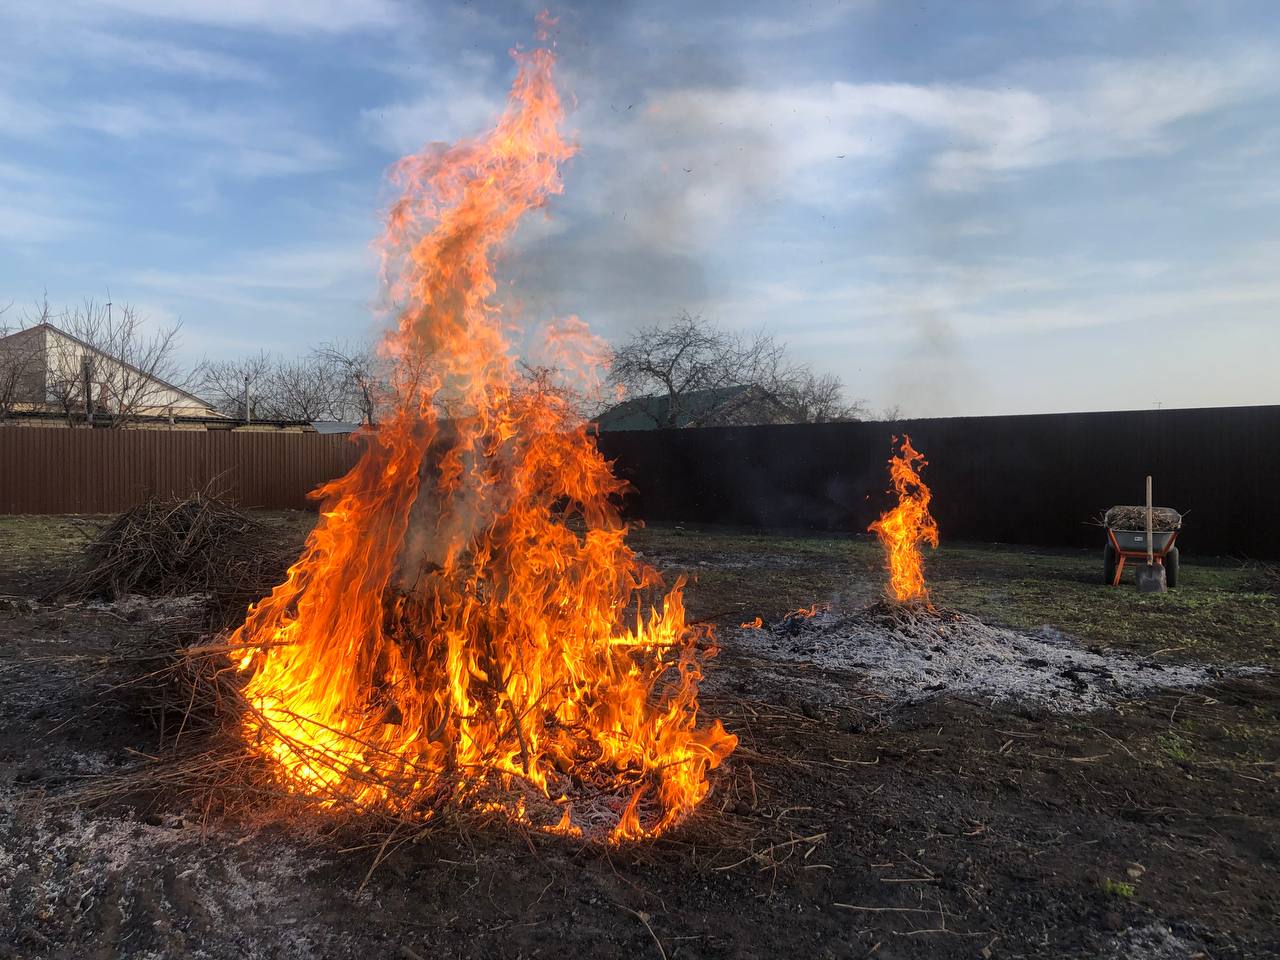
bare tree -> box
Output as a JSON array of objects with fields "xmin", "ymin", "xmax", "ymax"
[
  {"xmin": 313, "ymin": 339, "xmax": 385, "ymax": 425},
  {"xmin": 770, "ymin": 370, "xmax": 868, "ymax": 424},
  {"xmin": 200, "ymin": 351, "xmax": 276, "ymax": 420},
  {"xmin": 199, "ymin": 345, "xmax": 384, "ymax": 424},
  {"xmin": 608, "ymin": 312, "xmax": 788, "ymax": 428},
  {"xmin": 271, "ymin": 357, "xmax": 345, "ymax": 422},
  {"xmin": 607, "ymin": 312, "xmax": 864, "ymax": 428},
  {"xmin": 34, "ymin": 298, "xmax": 194, "ymax": 427},
  {"xmin": 0, "ymin": 302, "xmax": 46, "ymax": 422}
]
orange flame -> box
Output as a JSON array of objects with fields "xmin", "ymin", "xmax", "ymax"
[
  {"xmin": 739, "ymin": 617, "xmax": 763, "ymax": 630},
  {"xmin": 868, "ymin": 435, "xmax": 939, "ymax": 603},
  {"xmin": 229, "ymin": 29, "xmax": 735, "ymax": 842},
  {"xmin": 787, "ymin": 603, "xmax": 829, "ymax": 619}
]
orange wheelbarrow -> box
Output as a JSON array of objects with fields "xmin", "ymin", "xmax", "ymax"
[{"xmin": 1102, "ymin": 505, "xmax": 1182, "ymax": 589}]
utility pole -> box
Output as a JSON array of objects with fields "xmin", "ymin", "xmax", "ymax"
[
  {"xmin": 243, "ymin": 374, "xmax": 252, "ymax": 425},
  {"xmin": 81, "ymin": 355, "xmax": 95, "ymax": 427}
]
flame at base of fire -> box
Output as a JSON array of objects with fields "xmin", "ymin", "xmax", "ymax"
[
  {"xmin": 234, "ymin": 392, "xmax": 737, "ymax": 844},
  {"xmin": 868, "ymin": 436, "xmax": 939, "ymax": 604}
]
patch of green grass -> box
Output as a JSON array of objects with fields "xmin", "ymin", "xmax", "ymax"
[
  {"xmin": 631, "ymin": 525, "xmax": 1279, "ymax": 666},
  {"xmin": 924, "ymin": 542, "xmax": 1277, "ymax": 666},
  {"xmin": 0, "ymin": 514, "xmax": 110, "ymax": 576},
  {"xmin": 1100, "ymin": 878, "xmax": 1136, "ymax": 898},
  {"xmin": 1156, "ymin": 732, "xmax": 1193, "ymax": 762}
]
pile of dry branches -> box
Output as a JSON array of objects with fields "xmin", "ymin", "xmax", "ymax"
[
  {"xmin": 1245, "ymin": 562, "xmax": 1280, "ymax": 594},
  {"xmin": 56, "ymin": 491, "xmax": 295, "ymax": 620},
  {"xmin": 1102, "ymin": 505, "xmax": 1182, "ymax": 531}
]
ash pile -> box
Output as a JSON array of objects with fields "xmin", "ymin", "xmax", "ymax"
[{"xmin": 735, "ymin": 601, "xmax": 1228, "ymax": 713}]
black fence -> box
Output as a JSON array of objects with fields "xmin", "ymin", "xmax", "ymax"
[{"xmin": 595, "ymin": 404, "xmax": 1280, "ymax": 559}]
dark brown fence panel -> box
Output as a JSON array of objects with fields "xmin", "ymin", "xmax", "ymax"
[
  {"xmin": 0, "ymin": 430, "xmax": 364, "ymax": 514},
  {"xmin": 595, "ymin": 405, "xmax": 1280, "ymax": 559}
]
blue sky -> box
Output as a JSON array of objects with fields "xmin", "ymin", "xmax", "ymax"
[{"xmin": 2, "ymin": 0, "xmax": 1277, "ymax": 417}]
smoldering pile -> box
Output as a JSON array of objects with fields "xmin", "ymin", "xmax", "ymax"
[{"xmin": 735, "ymin": 601, "xmax": 1229, "ymax": 713}]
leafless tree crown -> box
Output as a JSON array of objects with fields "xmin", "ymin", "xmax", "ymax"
[
  {"xmin": 607, "ymin": 312, "xmax": 866, "ymax": 428},
  {"xmin": 0, "ymin": 301, "xmax": 44, "ymax": 420},
  {"xmin": 199, "ymin": 340, "xmax": 387, "ymax": 424}
]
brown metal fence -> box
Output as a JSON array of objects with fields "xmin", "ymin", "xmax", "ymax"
[{"xmin": 0, "ymin": 429, "xmax": 363, "ymax": 514}]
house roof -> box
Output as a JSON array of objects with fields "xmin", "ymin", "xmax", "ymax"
[
  {"xmin": 593, "ymin": 384, "xmax": 759, "ymax": 431},
  {"xmin": 3, "ymin": 407, "xmax": 314, "ymax": 430},
  {"xmin": 4, "ymin": 321, "xmax": 219, "ymax": 412},
  {"xmin": 311, "ymin": 420, "xmax": 362, "ymax": 435}
]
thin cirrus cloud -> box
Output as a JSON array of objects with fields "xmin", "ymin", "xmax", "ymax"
[
  {"xmin": 1, "ymin": 88, "xmax": 343, "ymax": 181},
  {"xmin": 625, "ymin": 50, "xmax": 1275, "ymax": 205},
  {"xmin": 0, "ymin": 162, "xmax": 104, "ymax": 244},
  {"xmin": 72, "ymin": 30, "xmax": 274, "ymax": 84},
  {"xmin": 69, "ymin": 0, "xmax": 406, "ymax": 34}
]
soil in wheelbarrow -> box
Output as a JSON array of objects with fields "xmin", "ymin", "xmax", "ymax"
[{"xmin": 0, "ymin": 516, "xmax": 1276, "ymax": 959}]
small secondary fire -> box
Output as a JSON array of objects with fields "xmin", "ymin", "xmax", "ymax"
[
  {"xmin": 868, "ymin": 436, "xmax": 939, "ymax": 603},
  {"xmin": 788, "ymin": 602, "xmax": 829, "ymax": 618},
  {"xmin": 229, "ymin": 22, "xmax": 735, "ymax": 842}
]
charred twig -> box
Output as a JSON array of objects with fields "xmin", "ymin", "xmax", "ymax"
[{"xmin": 614, "ymin": 902, "xmax": 668, "ymax": 960}]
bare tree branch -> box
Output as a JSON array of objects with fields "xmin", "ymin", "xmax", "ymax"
[
  {"xmin": 312, "ymin": 339, "xmax": 387, "ymax": 425},
  {"xmin": 607, "ymin": 312, "xmax": 864, "ymax": 428},
  {"xmin": 199, "ymin": 344, "xmax": 388, "ymax": 424},
  {"xmin": 199, "ymin": 351, "xmax": 275, "ymax": 420},
  {"xmin": 0, "ymin": 302, "xmax": 45, "ymax": 422}
]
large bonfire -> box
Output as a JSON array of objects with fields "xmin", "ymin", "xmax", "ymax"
[{"xmin": 228, "ymin": 26, "xmax": 735, "ymax": 842}]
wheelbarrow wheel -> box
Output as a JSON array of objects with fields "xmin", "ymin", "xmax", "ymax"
[
  {"xmin": 1165, "ymin": 547, "xmax": 1179, "ymax": 589},
  {"xmin": 1103, "ymin": 542, "xmax": 1117, "ymax": 585}
]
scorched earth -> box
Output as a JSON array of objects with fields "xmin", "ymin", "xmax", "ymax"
[{"xmin": 1, "ymin": 514, "xmax": 1277, "ymax": 960}]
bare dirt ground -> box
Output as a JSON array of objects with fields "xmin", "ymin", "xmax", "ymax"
[{"xmin": 1, "ymin": 514, "xmax": 1277, "ymax": 959}]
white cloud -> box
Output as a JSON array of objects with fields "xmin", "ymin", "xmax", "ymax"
[
  {"xmin": 0, "ymin": 91, "xmax": 57, "ymax": 139},
  {"xmin": 360, "ymin": 48, "xmax": 503, "ymax": 154},
  {"xmin": 126, "ymin": 240, "xmax": 384, "ymax": 355},
  {"xmin": 651, "ymin": 1, "xmax": 875, "ymax": 43},
  {"xmin": 132, "ymin": 242, "xmax": 377, "ymax": 299},
  {"xmin": 74, "ymin": 30, "xmax": 273, "ymax": 83},
  {"xmin": 0, "ymin": 201, "xmax": 88, "ymax": 244},
  {"xmin": 1, "ymin": 92, "xmax": 343, "ymax": 180},
  {"xmin": 363, "ymin": 89, "xmax": 502, "ymax": 156},
  {"xmin": 74, "ymin": 0, "xmax": 405, "ymax": 34},
  {"xmin": 625, "ymin": 50, "xmax": 1274, "ymax": 203},
  {"xmin": 721, "ymin": 248, "xmax": 1278, "ymax": 349},
  {"xmin": 0, "ymin": 163, "xmax": 101, "ymax": 243}
]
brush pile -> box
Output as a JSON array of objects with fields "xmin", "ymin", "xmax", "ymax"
[
  {"xmin": 1103, "ymin": 505, "xmax": 1182, "ymax": 531},
  {"xmin": 111, "ymin": 631, "xmax": 242, "ymax": 740},
  {"xmin": 1247, "ymin": 562, "xmax": 1280, "ymax": 594},
  {"xmin": 57, "ymin": 492, "xmax": 295, "ymax": 620}
]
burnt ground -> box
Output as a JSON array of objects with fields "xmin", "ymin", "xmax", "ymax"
[{"xmin": 1, "ymin": 514, "xmax": 1277, "ymax": 959}]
